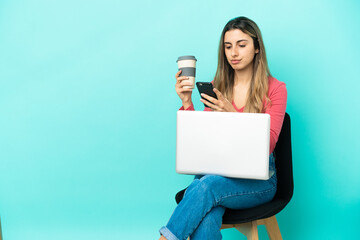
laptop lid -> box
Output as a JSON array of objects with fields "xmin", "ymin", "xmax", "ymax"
[{"xmin": 176, "ymin": 111, "xmax": 270, "ymax": 180}]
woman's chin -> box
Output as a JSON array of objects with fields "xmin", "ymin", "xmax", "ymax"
[
  {"xmin": 232, "ymin": 65, "xmax": 244, "ymax": 71},
  {"xmin": 232, "ymin": 63, "xmax": 252, "ymax": 71}
]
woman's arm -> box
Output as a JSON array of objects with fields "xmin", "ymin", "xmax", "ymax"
[
  {"xmin": 266, "ymin": 81, "xmax": 288, "ymax": 154},
  {"xmin": 176, "ymin": 70, "xmax": 194, "ymax": 110}
]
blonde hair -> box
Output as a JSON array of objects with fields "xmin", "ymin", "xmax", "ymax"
[{"xmin": 214, "ymin": 16, "xmax": 271, "ymax": 113}]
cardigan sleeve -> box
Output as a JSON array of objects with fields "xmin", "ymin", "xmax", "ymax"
[
  {"xmin": 265, "ymin": 81, "xmax": 288, "ymax": 154},
  {"xmin": 179, "ymin": 104, "xmax": 195, "ymax": 111},
  {"xmin": 179, "ymin": 104, "xmax": 212, "ymax": 111}
]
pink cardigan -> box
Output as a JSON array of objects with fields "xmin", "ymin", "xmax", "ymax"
[{"xmin": 179, "ymin": 76, "xmax": 288, "ymax": 154}]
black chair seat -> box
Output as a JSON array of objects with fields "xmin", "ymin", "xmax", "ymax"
[
  {"xmin": 175, "ymin": 113, "xmax": 293, "ymax": 226},
  {"xmin": 175, "ymin": 188, "xmax": 290, "ymax": 224}
]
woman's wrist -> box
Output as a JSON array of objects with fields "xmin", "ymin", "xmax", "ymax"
[{"xmin": 182, "ymin": 101, "xmax": 193, "ymax": 109}]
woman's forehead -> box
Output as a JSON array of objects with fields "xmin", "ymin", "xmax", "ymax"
[{"xmin": 224, "ymin": 29, "xmax": 251, "ymax": 42}]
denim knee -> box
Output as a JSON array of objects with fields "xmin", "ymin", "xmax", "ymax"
[
  {"xmin": 183, "ymin": 176, "xmax": 219, "ymax": 208},
  {"xmin": 191, "ymin": 175, "xmax": 224, "ymax": 204},
  {"xmin": 183, "ymin": 178, "xmax": 200, "ymax": 198}
]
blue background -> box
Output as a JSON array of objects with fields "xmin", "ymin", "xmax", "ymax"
[{"xmin": 0, "ymin": 0, "xmax": 359, "ymax": 239}]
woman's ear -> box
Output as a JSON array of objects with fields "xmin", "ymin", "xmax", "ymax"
[{"xmin": 255, "ymin": 49, "xmax": 259, "ymax": 54}]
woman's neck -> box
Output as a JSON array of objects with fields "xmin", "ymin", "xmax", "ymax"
[{"xmin": 233, "ymin": 62, "xmax": 253, "ymax": 86}]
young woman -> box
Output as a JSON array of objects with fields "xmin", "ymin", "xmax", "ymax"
[{"xmin": 159, "ymin": 16, "xmax": 287, "ymax": 240}]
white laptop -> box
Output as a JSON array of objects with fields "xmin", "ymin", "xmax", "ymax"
[{"xmin": 176, "ymin": 111, "xmax": 271, "ymax": 180}]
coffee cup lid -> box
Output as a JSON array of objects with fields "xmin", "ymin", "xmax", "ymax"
[{"xmin": 176, "ymin": 55, "xmax": 197, "ymax": 62}]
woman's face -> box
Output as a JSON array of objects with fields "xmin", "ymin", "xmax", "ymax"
[{"xmin": 224, "ymin": 29, "xmax": 259, "ymax": 71}]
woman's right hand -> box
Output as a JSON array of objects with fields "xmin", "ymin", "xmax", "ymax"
[{"xmin": 175, "ymin": 70, "xmax": 193, "ymax": 106}]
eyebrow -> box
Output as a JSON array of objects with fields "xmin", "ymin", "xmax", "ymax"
[{"xmin": 224, "ymin": 39, "xmax": 248, "ymax": 44}]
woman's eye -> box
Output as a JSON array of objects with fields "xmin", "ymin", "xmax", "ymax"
[
  {"xmin": 240, "ymin": 45, "xmax": 246, "ymax": 47},
  {"xmin": 225, "ymin": 46, "xmax": 231, "ymax": 49}
]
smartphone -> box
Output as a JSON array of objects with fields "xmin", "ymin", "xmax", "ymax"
[{"xmin": 196, "ymin": 82, "xmax": 218, "ymax": 108}]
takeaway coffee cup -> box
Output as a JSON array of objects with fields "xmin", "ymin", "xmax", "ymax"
[{"xmin": 176, "ymin": 55, "xmax": 197, "ymax": 89}]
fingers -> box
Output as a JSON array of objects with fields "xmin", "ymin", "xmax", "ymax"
[
  {"xmin": 200, "ymin": 98, "xmax": 221, "ymax": 111},
  {"xmin": 176, "ymin": 76, "xmax": 189, "ymax": 83},
  {"xmin": 178, "ymin": 81, "xmax": 193, "ymax": 92},
  {"xmin": 175, "ymin": 70, "xmax": 188, "ymax": 82},
  {"xmin": 175, "ymin": 78, "xmax": 192, "ymax": 92},
  {"xmin": 175, "ymin": 70, "xmax": 182, "ymax": 78},
  {"xmin": 175, "ymin": 71, "xmax": 192, "ymax": 90},
  {"xmin": 178, "ymin": 88, "xmax": 193, "ymax": 93},
  {"xmin": 179, "ymin": 81, "xmax": 193, "ymax": 87},
  {"xmin": 175, "ymin": 71, "xmax": 193, "ymax": 93},
  {"xmin": 200, "ymin": 91, "xmax": 226, "ymax": 111},
  {"xmin": 200, "ymin": 93, "xmax": 218, "ymax": 105},
  {"xmin": 213, "ymin": 88, "xmax": 225, "ymax": 100}
]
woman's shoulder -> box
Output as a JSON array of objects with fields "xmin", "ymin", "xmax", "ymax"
[{"xmin": 267, "ymin": 76, "xmax": 287, "ymax": 95}]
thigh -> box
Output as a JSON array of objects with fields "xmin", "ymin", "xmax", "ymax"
[{"xmin": 197, "ymin": 174, "xmax": 277, "ymax": 209}]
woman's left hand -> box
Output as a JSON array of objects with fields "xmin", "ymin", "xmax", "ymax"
[{"xmin": 200, "ymin": 88, "xmax": 237, "ymax": 112}]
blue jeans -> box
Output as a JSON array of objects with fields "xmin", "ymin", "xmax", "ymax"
[{"xmin": 159, "ymin": 153, "xmax": 277, "ymax": 240}]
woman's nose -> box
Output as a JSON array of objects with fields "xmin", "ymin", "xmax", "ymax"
[{"xmin": 231, "ymin": 48, "xmax": 238, "ymax": 57}]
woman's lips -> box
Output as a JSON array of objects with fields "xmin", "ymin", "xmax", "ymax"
[{"xmin": 231, "ymin": 60, "xmax": 241, "ymax": 64}]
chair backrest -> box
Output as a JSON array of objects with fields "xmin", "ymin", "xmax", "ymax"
[{"xmin": 273, "ymin": 112, "xmax": 294, "ymax": 203}]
